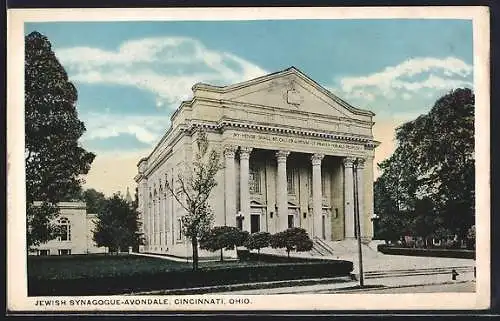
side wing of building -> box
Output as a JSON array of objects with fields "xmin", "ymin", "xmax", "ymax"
[{"xmin": 30, "ymin": 202, "xmax": 108, "ymax": 255}]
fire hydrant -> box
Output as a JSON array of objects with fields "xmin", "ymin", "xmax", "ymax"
[{"xmin": 451, "ymin": 269, "xmax": 459, "ymax": 281}]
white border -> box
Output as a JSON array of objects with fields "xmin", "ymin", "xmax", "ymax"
[{"xmin": 7, "ymin": 6, "xmax": 491, "ymax": 312}]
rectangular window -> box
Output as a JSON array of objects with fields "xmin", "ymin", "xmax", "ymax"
[
  {"xmin": 249, "ymin": 167, "xmax": 261, "ymax": 194},
  {"xmin": 308, "ymin": 171, "xmax": 312, "ymax": 195},
  {"xmin": 322, "ymin": 174, "xmax": 326, "ymax": 196},
  {"xmin": 177, "ymin": 219, "xmax": 182, "ymax": 240},
  {"xmin": 287, "ymin": 169, "xmax": 296, "ymax": 195},
  {"xmin": 62, "ymin": 225, "xmax": 71, "ymax": 241},
  {"xmin": 58, "ymin": 249, "xmax": 71, "ymax": 255},
  {"xmin": 38, "ymin": 250, "xmax": 49, "ymax": 256}
]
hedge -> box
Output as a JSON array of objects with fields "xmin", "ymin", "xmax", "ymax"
[
  {"xmin": 237, "ymin": 249, "xmax": 329, "ymax": 263},
  {"xmin": 28, "ymin": 260, "xmax": 353, "ymax": 296},
  {"xmin": 377, "ymin": 244, "xmax": 475, "ymax": 259}
]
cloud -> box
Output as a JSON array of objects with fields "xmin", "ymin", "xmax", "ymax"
[
  {"xmin": 55, "ymin": 37, "xmax": 268, "ymax": 110},
  {"xmin": 80, "ymin": 112, "xmax": 169, "ymax": 146},
  {"xmin": 332, "ymin": 56, "xmax": 473, "ymax": 103}
]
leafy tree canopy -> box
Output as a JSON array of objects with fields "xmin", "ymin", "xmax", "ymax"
[
  {"xmin": 270, "ymin": 227, "xmax": 313, "ymax": 258},
  {"xmin": 25, "ymin": 31, "xmax": 95, "ymax": 247},
  {"xmin": 200, "ymin": 226, "xmax": 249, "ymax": 261},
  {"xmin": 93, "ymin": 193, "xmax": 141, "ymax": 253},
  {"xmin": 244, "ymin": 231, "xmax": 271, "ymax": 255},
  {"xmin": 374, "ymin": 88, "xmax": 474, "ymax": 243}
]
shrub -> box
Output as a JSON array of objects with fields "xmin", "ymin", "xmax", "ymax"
[
  {"xmin": 270, "ymin": 227, "xmax": 313, "ymax": 258},
  {"xmin": 244, "ymin": 232, "xmax": 271, "ymax": 259},
  {"xmin": 200, "ymin": 226, "xmax": 249, "ymax": 261}
]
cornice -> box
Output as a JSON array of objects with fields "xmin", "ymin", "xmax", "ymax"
[
  {"xmin": 192, "ymin": 66, "xmax": 375, "ymax": 117},
  {"xmin": 215, "ymin": 119, "xmax": 377, "ymax": 145}
]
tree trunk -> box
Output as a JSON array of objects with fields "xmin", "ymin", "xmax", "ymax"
[
  {"xmin": 191, "ymin": 237, "xmax": 199, "ymax": 271},
  {"xmin": 257, "ymin": 248, "xmax": 260, "ymax": 261},
  {"xmin": 220, "ymin": 248, "xmax": 224, "ymax": 262}
]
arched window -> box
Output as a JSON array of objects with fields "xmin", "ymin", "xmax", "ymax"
[{"xmin": 57, "ymin": 217, "xmax": 71, "ymax": 241}]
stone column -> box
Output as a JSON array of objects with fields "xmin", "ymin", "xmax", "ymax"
[
  {"xmin": 147, "ymin": 188, "xmax": 152, "ymax": 248},
  {"xmin": 151, "ymin": 199, "xmax": 156, "ymax": 246},
  {"xmin": 276, "ymin": 150, "xmax": 290, "ymax": 231},
  {"xmin": 240, "ymin": 147, "xmax": 253, "ymax": 232},
  {"xmin": 356, "ymin": 158, "xmax": 366, "ymax": 241},
  {"xmin": 343, "ymin": 157, "xmax": 356, "ymax": 239},
  {"xmin": 154, "ymin": 197, "xmax": 158, "ymax": 245},
  {"xmin": 311, "ymin": 153, "xmax": 324, "ymax": 239},
  {"xmin": 159, "ymin": 190, "xmax": 165, "ymax": 247},
  {"xmin": 224, "ymin": 145, "xmax": 237, "ymax": 227},
  {"xmin": 164, "ymin": 191, "xmax": 169, "ymax": 244}
]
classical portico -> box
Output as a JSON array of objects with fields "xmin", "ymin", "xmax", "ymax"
[
  {"xmin": 135, "ymin": 66, "xmax": 379, "ymax": 255},
  {"xmin": 219, "ymin": 144, "xmax": 370, "ymax": 240}
]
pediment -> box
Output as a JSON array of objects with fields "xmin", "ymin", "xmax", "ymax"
[{"xmin": 193, "ymin": 67, "xmax": 374, "ymax": 120}]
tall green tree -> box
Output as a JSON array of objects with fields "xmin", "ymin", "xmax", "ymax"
[
  {"xmin": 374, "ymin": 88, "xmax": 474, "ymax": 243},
  {"xmin": 93, "ymin": 193, "xmax": 141, "ymax": 253},
  {"xmin": 25, "ymin": 31, "xmax": 95, "ymax": 247},
  {"xmin": 165, "ymin": 129, "xmax": 222, "ymax": 271}
]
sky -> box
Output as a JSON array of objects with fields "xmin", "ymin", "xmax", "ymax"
[{"xmin": 25, "ymin": 19, "xmax": 474, "ymax": 196}]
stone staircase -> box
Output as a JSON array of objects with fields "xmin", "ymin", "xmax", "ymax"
[{"xmin": 311, "ymin": 237, "xmax": 336, "ymax": 256}]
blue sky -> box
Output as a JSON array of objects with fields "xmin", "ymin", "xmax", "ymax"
[{"xmin": 25, "ymin": 19, "xmax": 474, "ymax": 196}]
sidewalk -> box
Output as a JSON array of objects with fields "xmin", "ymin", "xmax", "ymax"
[{"xmin": 211, "ymin": 271, "xmax": 476, "ymax": 295}]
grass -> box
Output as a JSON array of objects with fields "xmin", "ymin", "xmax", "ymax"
[
  {"xmin": 28, "ymin": 254, "xmax": 353, "ymax": 296},
  {"xmin": 28, "ymin": 254, "xmax": 190, "ymax": 280},
  {"xmin": 27, "ymin": 254, "xmax": 295, "ymax": 280}
]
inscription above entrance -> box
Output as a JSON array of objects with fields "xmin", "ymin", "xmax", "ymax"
[{"xmin": 232, "ymin": 132, "xmax": 365, "ymax": 152}]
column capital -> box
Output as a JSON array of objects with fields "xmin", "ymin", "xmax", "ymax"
[
  {"xmin": 356, "ymin": 158, "xmax": 366, "ymax": 169},
  {"xmin": 342, "ymin": 157, "xmax": 357, "ymax": 168},
  {"xmin": 275, "ymin": 150, "xmax": 290, "ymax": 162},
  {"xmin": 239, "ymin": 146, "xmax": 253, "ymax": 160},
  {"xmin": 223, "ymin": 145, "xmax": 237, "ymax": 158},
  {"xmin": 311, "ymin": 153, "xmax": 324, "ymax": 166}
]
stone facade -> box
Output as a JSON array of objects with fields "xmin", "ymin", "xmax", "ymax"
[
  {"xmin": 135, "ymin": 67, "xmax": 379, "ymax": 256},
  {"xmin": 30, "ymin": 202, "xmax": 108, "ymax": 255}
]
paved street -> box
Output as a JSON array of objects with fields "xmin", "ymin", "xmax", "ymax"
[
  {"xmin": 337, "ymin": 281, "xmax": 476, "ymax": 294},
  {"xmin": 212, "ymin": 271, "xmax": 476, "ymax": 295}
]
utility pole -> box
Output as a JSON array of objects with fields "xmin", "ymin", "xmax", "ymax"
[{"xmin": 353, "ymin": 160, "xmax": 364, "ymax": 287}]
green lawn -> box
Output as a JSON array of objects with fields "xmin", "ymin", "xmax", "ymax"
[
  {"xmin": 28, "ymin": 254, "xmax": 192, "ymax": 280},
  {"xmin": 27, "ymin": 254, "xmax": 286, "ymax": 280},
  {"xmin": 28, "ymin": 253, "xmax": 353, "ymax": 296}
]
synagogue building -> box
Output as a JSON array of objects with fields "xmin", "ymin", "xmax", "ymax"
[{"xmin": 135, "ymin": 67, "xmax": 379, "ymax": 257}]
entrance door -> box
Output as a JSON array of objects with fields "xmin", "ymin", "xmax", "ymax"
[
  {"xmin": 322, "ymin": 215, "xmax": 326, "ymax": 239},
  {"xmin": 251, "ymin": 214, "xmax": 260, "ymax": 233}
]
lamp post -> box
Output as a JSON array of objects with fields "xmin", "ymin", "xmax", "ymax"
[
  {"xmin": 237, "ymin": 211, "xmax": 244, "ymax": 231},
  {"xmin": 353, "ymin": 160, "xmax": 364, "ymax": 287}
]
